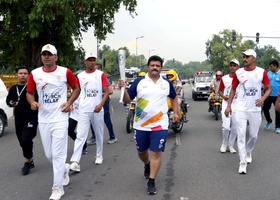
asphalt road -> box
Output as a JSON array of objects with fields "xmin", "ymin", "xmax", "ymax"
[{"xmin": 0, "ymin": 85, "xmax": 280, "ymax": 200}]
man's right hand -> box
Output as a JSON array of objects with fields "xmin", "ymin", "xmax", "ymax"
[
  {"xmin": 224, "ymin": 106, "xmax": 231, "ymax": 117},
  {"xmin": 30, "ymin": 101, "xmax": 40, "ymax": 110}
]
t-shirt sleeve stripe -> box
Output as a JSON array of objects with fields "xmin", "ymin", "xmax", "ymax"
[
  {"xmin": 66, "ymin": 69, "xmax": 78, "ymax": 87},
  {"xmin": 26, "ymin": 72, "xmax": 36, "ymax": 93}
]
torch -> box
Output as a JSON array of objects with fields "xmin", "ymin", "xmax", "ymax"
[{"xmin": 118, "ymin": 48, "xmax": 126, "ymax": 103}]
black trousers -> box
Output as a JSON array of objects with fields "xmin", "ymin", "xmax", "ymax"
[
  {"xmin": 15, "ymin": 122, "xmax": 38, "ymax": 159},
  {"xmin": 263, "ymin": 96, "xmax": 280, "ymax": 128},
  {"xmin": 68, "ymin": 118, "xmax": 87, "ymax": 150}
]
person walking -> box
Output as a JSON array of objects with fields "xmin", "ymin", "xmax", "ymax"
[
  {"xmin": 263, "ymin": 60, "xmax": 280, "ymax": 133},
  {"xmin": 87, "ymin": 63, "xmax": 117, "ymax": 145},
  {"xmin": 26, "ymin": 44, "xmax": 80, "ymax": 200},
  {"xmin": 225, "ymin": 49, "xmax": 271, "ymax": 174},
  {"xmin": 218, "ymin": 59, "xmax": 239, "ymax": 153},
  {"xmin": 69, "ymin": 53, "xmax": 109, "ymax": 172},
  {"xmin": 68, "ymin": 94, "xmax": 88, "ymax": 154},
  {"xmin": 118, "ymin": 55, "xmax": 179, "ymax": 195},
  {"xmin": 6, "ymin": 66, "xmax": 38, "ymax": 175}
]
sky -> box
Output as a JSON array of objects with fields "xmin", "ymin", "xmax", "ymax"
[{"xmin": 79, "ymin": 0, "xmax": 280, "ymax": 64}]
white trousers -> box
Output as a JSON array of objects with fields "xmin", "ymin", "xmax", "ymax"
[
  {"xmin": 70, "ymin": 111, "xmax": 104, "ymax": 163},
  {"xmin": 39, "ymin": 121, "xmax": 68, "ymax": 189},
  {"xmin": 221, "ymin": 110, "xmax": 237, "ymax": 147},
  {"xmin": 235, "ymin": 111, "xmax": 262, "ymax": 164}
]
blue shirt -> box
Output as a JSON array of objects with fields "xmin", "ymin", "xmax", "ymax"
[{"xmin": 267, "ymin": 70, "xmax": 280, "ymax": 96}]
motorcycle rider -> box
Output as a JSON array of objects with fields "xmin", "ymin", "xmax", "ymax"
[
  {"xmin": 166, "ymin": 70, "xmax": 182, "ymax": 116},
  {"xmin": 208, "ymin": 71, "xmax": 223, "ymax": 112}
]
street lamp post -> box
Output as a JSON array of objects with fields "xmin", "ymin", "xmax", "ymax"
[
  {"xmin": 136, "ymin": 36, "xmax": 144, "ymax": 67},
  {"xmin": 148, "ymin": 49, "xmax": 155, "ymax": 58}
]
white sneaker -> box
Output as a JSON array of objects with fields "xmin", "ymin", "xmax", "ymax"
[
  {"xmin": 238, "ymin": 163, "xmax": 247, "ymax": 174},
  {"xmin": 70, "ymin": 162, "xmax": 80, "ymax": 172},
  {"xmin": 220, "ymin": 144, "xmax": 227, "ymax": 153},
  {"xmin": 49, "ymin": 187, "xmax": 65, "ymax": 200},
  {"xmin": 62, "ymin": 163, "xmax": 70, "ymax": 186},
  {"xmin": 95, "ymin": 156, "xmax": 103, "ymax": 165},
  {"xmin": 246, "ymin": 153, "xmax": 252, "ymax": 164},
  {"xmin": 228, "ymin": 146, "xmax": 236, "ymax": 154},
  {"xmin": 108, "ymin": 138, "xmax": 118, "ymax": 144}
]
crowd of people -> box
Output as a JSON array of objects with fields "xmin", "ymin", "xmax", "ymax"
[{"xmin": 6, "ymin": 44, "xmax": 280, "ymax": 199}]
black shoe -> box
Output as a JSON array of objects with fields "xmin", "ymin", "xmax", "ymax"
[
  {"xmin": 208, "ymin": 108, "xmax": 211, "ymax": 112},
  {"xmin": 82, "ymin": 148, "xmax": 88, "ymax": 155},
  {"xmin": 144, "ymin": 163, "xmax": 150, "ymax": 179},
  {"xmin": 22, "ymin": 160, "xmax": 35, "ymax": 175},
  {"xmin": 147, "ymin": 180, "xmax": 157, "ymax": 195}
]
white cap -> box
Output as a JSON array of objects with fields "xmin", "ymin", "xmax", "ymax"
[
  {"xmin": 41, "ymin": 44, "xmax": 57, "ymax": 55},
  {"xmin": 242, "ymin": 49, "xmax": 257, "ymax": 58},
  {"xmin": 229, "ymin": 59, "xmax": 240, "ymax": 66},
  {"xmin": 85, "ymin": 52, "xmax": 97, "ymax": 60}
]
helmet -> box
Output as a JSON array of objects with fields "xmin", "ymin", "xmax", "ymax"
[
  {"xmin": 138, "ymin": 72, "xmax": 146, "ymax": 77},
  {"xmin": 166, "ymin": 70, "xmax": 177, "ymax": 81},
  {"xmin": 215, "ymin": 71, "xmax": 223, "ymax": 76}
]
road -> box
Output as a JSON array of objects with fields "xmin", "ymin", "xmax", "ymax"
[{"xmin": 0, "ymin": 85, "xmax": 280, "ymax": 200}]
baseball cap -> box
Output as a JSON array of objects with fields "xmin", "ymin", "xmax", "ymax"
[
  {"xmin": 41, "ymin": 44, "xmax": 57, "ymax": 55},
  {"xmin": 242, "ymin": 49, "xmax": 257, "ymax": 58},
  {"xmin": 85, "ymin": 52, "xmax": 97, "ymax": 60},
  {"xmin": 229, "ymin": 59, "xmax": 240, "ymax": 66}
]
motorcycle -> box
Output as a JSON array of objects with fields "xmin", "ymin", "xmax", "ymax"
[
  {"xmin": 209, "ymin": 89, "xmax": 222, "ymax": 120},
  {"xmin": 167, "ymin": 98, "xmax": 189, "ymax": 133},
  {"xmin": 126, "ymin": 98, "xmax": 136, "ymax": 133}
]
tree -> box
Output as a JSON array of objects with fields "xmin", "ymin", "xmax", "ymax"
[
  {"xmin": 0, "ymin": 0, "xmax": 137, "ymax": 71},
  {"xmin": 255, "ymin": 45, "xmax": 280, "ymax": 69},
  {"xmin": 205, "ymin": 29, "xmax": 280, "ymax": 74},
  {"xmin": 205, "ymin": 29, "xmax": 252, "ymax": 74}
]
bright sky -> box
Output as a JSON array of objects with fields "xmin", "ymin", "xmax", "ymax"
[{"xmin": 79, "ymin": 0, "xmax": 280, "ymax": 64}]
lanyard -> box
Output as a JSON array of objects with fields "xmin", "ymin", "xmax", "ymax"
[{"xmin": 16, "ymin": 84, "xmax": 27, "ymax": 102}]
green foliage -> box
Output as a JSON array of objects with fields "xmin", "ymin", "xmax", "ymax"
[
  {"xmin": 255, "ymin": 45, "xmax": 280, "ymax": 69},
  {"xmin": 0, "ymin": 0, "xmax": 137, "ymax": 71},
  {"xmin": 205, "ymin": 29, "xmax": 280, "ymax": 74},
  {"xmin": 162, "ymin": 59, "xmax": 212, "ymax": 79}
]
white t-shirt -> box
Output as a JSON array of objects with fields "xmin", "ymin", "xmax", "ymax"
[
  {"xmin": 219, "ymin": 74, "xmax": 239, "ymax": 111},
  {"xmin": 232, "ymin": 66, "xmax": 270, "ymax": 112},
  {"xmin": 127, "ymin": 75, "xmax": 176, "ymax": 131},
  {"xmin": 77, "ymin": 69, "xmax": 108, "ymax": 112},
  {"xmin": 69, "ymin": 96, "xmax": 80, "ymax": 121},
  {"xmin": 27, "ymin": 66, "xmax": 77, "ymax": 123}
]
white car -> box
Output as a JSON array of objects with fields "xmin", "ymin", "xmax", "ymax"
[{"xmin": 0, "ymin": 78, "xmax": 13, "ymax": 137}]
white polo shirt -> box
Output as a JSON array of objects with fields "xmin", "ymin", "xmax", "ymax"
[{"xmin": 128, "ymin": 74, "xmax": 176, "ymax": 131}]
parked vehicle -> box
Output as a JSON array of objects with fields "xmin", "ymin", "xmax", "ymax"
[{"xmin": 0, "ymin": 78, "xmax": 13, "ymax": 137}]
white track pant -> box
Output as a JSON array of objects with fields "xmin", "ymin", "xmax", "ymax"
[
  {"xmin": 221, "ymin": 110, "xmax": 237, "ymax": 147},
  {"xmin": 39, "ymin": 121, "xmax": 68, "ymax": 190},
  {"xmin": 70, "ymin": 111, "xmax": 104, "ymax": 163},
  {"xmin": 235, "ymin": 111, "xmax": 262, "ymax": 164}
]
